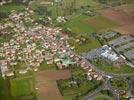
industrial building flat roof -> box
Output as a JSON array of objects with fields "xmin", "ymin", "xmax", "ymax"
[
  {"xmin": 103, "ymin": 31, "xmax": 118, "ymax": 39},
  {"xmin": 124, "ymin": 49, "xmax": 134, "ymax": 63},
  {"xmin": 116, "ymin": 42, "xmax": 134, "ymax": 52},
  {"xmin": 109, "ymin": 35, "xmax": 134, "ymax": 47}
]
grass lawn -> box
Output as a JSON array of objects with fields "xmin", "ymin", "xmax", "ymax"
[
  {"xmin": 92, "ymin": 95, "xmax": 113, "ymax": 100},
  {"xmin": 94, "ymin": 90, "xmax": 115, "ymax": 100},
  {"xmin": 63, "ymin": 95, "xmax": 76, "ymax": 100},
  {"xmin": 10, "ymin": 76, "xmax": 35, "ymax": 97},
  {"xmin": 39, "ymin": 61, "xmax": 57, "ymax": 70},
  {"xmin": 85, "ymin": 16, "xmax": 118, "ymax": 30},
  {"xmin": 0, "ymin": 3, "xmax": 25, "ymax": 16},
  {"xmin": 65, "ymin": 14, "xmax": 96, "ymax": 34},
  {"xmin": 68, "ymin": 36, "xmax": 101, "ymax": 54},
  {"xmin": 92, "ymin": 59, "xmax": 134, "ymax": 74},
  {"xmin": 75, "ymin": 39, "xmax": 100, "ymax": 54},
  {"xmin": 65, "ymin": 14, "xmax": 118, "ymax": 35},
  {"xmin": 0, "ymin": 77, "xmax": 11, "ymax": 100}
]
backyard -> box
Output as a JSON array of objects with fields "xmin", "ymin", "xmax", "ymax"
[{"xmin": 39, "ymin": 61, "xmax": 57, "ymax": 70}]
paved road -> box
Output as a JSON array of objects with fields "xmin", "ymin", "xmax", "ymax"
[
  {"xmin": 31, "ymin": 25, "xmax": 134, "ymax": 100},
  {"xmin": 84, "ymin": 84, "xmax": 104, "ymax": 100},
  {"xmin": 69, "ymin": 51, "xmax": 134, "ymax": 100},
  {"xmin": 126, "ymin": 79, "xmax": 134, "ymax": 98}
]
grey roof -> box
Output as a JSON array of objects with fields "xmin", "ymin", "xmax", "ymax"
[
  {"xmin": 109, "ymin": 35, "xmax": 134, "ymax": 47},
  {"xmin": 116, "ymin": 42, "xmax": 134, "ymax": 52},
  {"xmin": 82, "ymin": 45, "xmax": 120, "ymax": 62},
  {"xmin": 124, "ymin": 49, "xmax": 134, "ymax": 63},
  {"xmin": 103, "ymin": 31, "xmax": 118, "ymax": 39},
  {"xmin": 108, "ymin": 34, "xmax": 134, "ymax": 64}
]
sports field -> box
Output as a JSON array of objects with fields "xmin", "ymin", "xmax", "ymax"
[
  {"xmin": 10, "ymin": 76, "xmax": 35, "ymax": 97},
  {"xmin": 0, "ymin": 77, "xmax": 11, "ymax": 100}
]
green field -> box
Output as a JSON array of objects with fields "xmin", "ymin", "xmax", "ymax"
[
  {"xmin": 68, "ymin": 35, "xmax": 101, "ymax": 54},
  {"xmin": 91, "ymin": 59, "xmax": 134, "ymax": 74},
  {"xmin": 10, "ymin": 76, "xmax": 35, "ymax": 97},
  {"xmin": 0, "ymin": 77, "xmax": 11, "ymax": 100},
  {"xmin": 85, "ymin": 16, "xmax": 118, "ymax": 30},
  {"xmin": 58, "ymin": 0, "xmax": 98, "ymax": 8},
  {"xmin": 65, "ymin": 14, "xmax": 118, "ymax": 34},
  {"xmin": 30, "ymin": 0, "xmax": 99, "ymax": 18},
  {"xmin": 65, "ymin": 14, "xmax": 96, "ymax": 34},
  {"xmin": 0, "ymin": 3, "xmax": 25, "ymax": 12},
  {"xmin": 92, "ymin": 95, "xmax": 113, "ymax": 100},
  {"xmin": 0, "ymin": 3, "xmax": 25, "ymax": 19}
]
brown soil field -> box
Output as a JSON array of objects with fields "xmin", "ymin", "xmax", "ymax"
[
  {"xmin": 100, "ymin": 9, "xmax": 134, "ymax": 25},
  {"xmin": 100, "ymin": 5, "xmax": 134, "ymax": 34},
  {"xmin": 86, "ymin": 17, "xmax": 115, "ymax": 30},
  {"xmin": 35, "ymin": 70, "xmax": 71, "ymax": 100},
  {"xmin": 86, "ymin": 18, "xmax": 107, "ymax": 30},
  {"xmin": 115, "ymin": 4, "xmax": 134, "ymax": 17},
  {"xmin": 113, "ymin": 25, "xmax": 134, "ymax": 34},
  {"xmin": 35, "ymin": 70, "xmax": 71, "ymax": 81},
  {"xmin": 36, "ymin": 81, "xmax": 62, "ymax": 100}
]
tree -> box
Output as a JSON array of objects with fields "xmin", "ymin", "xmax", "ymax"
[
  {"xmin": 98, "ymin": 0, "xmax": 108, "ymax": 4},
  {"xmin": 0, "ymin": 12, "xmax": 8, "ymax": 19},
  {"xmin": 35, "ymin": 5, "xmax": 47, "ymax": 16}
]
